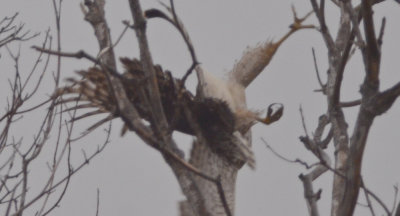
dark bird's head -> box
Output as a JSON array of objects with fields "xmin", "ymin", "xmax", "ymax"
[{"xmin": 258, "ymin": 103, "xmax": 284, "ymax": 125}]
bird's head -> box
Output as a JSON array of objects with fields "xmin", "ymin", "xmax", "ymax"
[{"xmin": 258, "ymin": 103, "xmax": 284, "ymax": 125}]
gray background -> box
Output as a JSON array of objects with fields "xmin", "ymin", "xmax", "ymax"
[{"xmin": 1, "ymin": 0, "xmax": 399, "ymax": 215}]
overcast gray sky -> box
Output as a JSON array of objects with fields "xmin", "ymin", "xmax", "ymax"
[{"xmin": 1, "ymin": 0, "xmax": 400, "ymax": 215}]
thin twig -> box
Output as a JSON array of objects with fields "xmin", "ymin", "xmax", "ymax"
[
  {"xmin": 377, "ymin": 17, "xmax": 386, "ymax": 47},
  {"xmin": 95, "ymin": 188, "xmax": 100, "ymax": 216},
  {"xmin": 31, "ymin": 47, "xmax": 124, "ymax": 80},
  {"xmin": 299, "ymin": 105, "xmax": 310, "ymax": 137},
  {"xmin": 311, "ymin": 48, "xmax": 325, "ymax": 91},
  {"xmin": 146, "ymin": 1, "xmax": 199, "ymax": 86},
  {"xmin": 344, "ymin": 1, "xmax": 365, "ymax": 47},
  {"xmin": 362, "ymin": 183, "xmax": 376, "ymax": 216},
  {"xmin": 339, "ymin": 99, "xmax": 362, "ymax": 107},
  {"xmin": 216, "ymin": 176, "xmax": 232, "ymax": 216},
  {"xmin": 11, "ymin": 123, "xmax": 112, "ymax": 216},
  {"xmin": 392, "ymin": 184, "xmax": 399, "ymax": 215},
  {"xmin": 309, "ymin": 0, "xmax": 335, "ymax": 52},
  {"xmin": 361, "ymin": 178, "xmax": 391, "ymax": 215},
  {"xmin": 98, "ymin": 22, "xmax": 129, "ymax": 59},
  {"xmin": 262, "ymin": 138, "xmax": 317, "ymax": 169},
  {"xmin": 168, "ymin": 0, "xmax": 199, "ymax": 85}
]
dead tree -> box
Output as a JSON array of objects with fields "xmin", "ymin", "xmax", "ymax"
[
  {"xmin": 294, "ymin": 0, "xmax": 400, "ymax": 216},
  {"xmin": 4, "ymin": 0, "xmax": 399, "ymax": 216},
  {"xmin": 32, "ymin": 0, "xmax": 311, "ymax": 215},
  {"xmin": 0, "ymin": 7, "xmax": 110, "ymax": 216}
]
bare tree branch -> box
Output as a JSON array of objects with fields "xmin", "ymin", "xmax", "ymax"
[
  {"xmin": 361, "ymin": 0, "xmax": 381, "ymax": 85},
  {"xmin": 396, "ymin": 201, "xmax": 400, "ymax": 216},
  {"xmin": 377, "ymin": 17, "xmax": 386, "ymax": 47},
  {"xmin": 299, "ymin": 174, "xmax": 321, "ymax": 216},
  {"xmin": 0, "ymin": 13, "xmax": 39, "ymax": 48},
  {"xmin": 128, "ymin": 0, "xmax": 170, "ymax": 136},
  {"xmin": 95, "ymin": 188, "xmax": 100, "ymax": 216},
  {"xmin": 361, "ymin": 179, "xmax": 391, "ymax": 215},
  {"xmin": 309, "ymin": 0, "xmax": 335, "ymax": 53},
  {"xmin": 311, "ymin": 48, "xmax": 326, "ymax": 92},
  {"xmin": 262, "ymin": 138, "xmax": 318, "ymax": 169}
]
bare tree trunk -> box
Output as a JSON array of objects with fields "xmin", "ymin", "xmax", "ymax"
[{"xmin": 302, "ymin": 1, "xmax": 400, "ymax": 215}]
